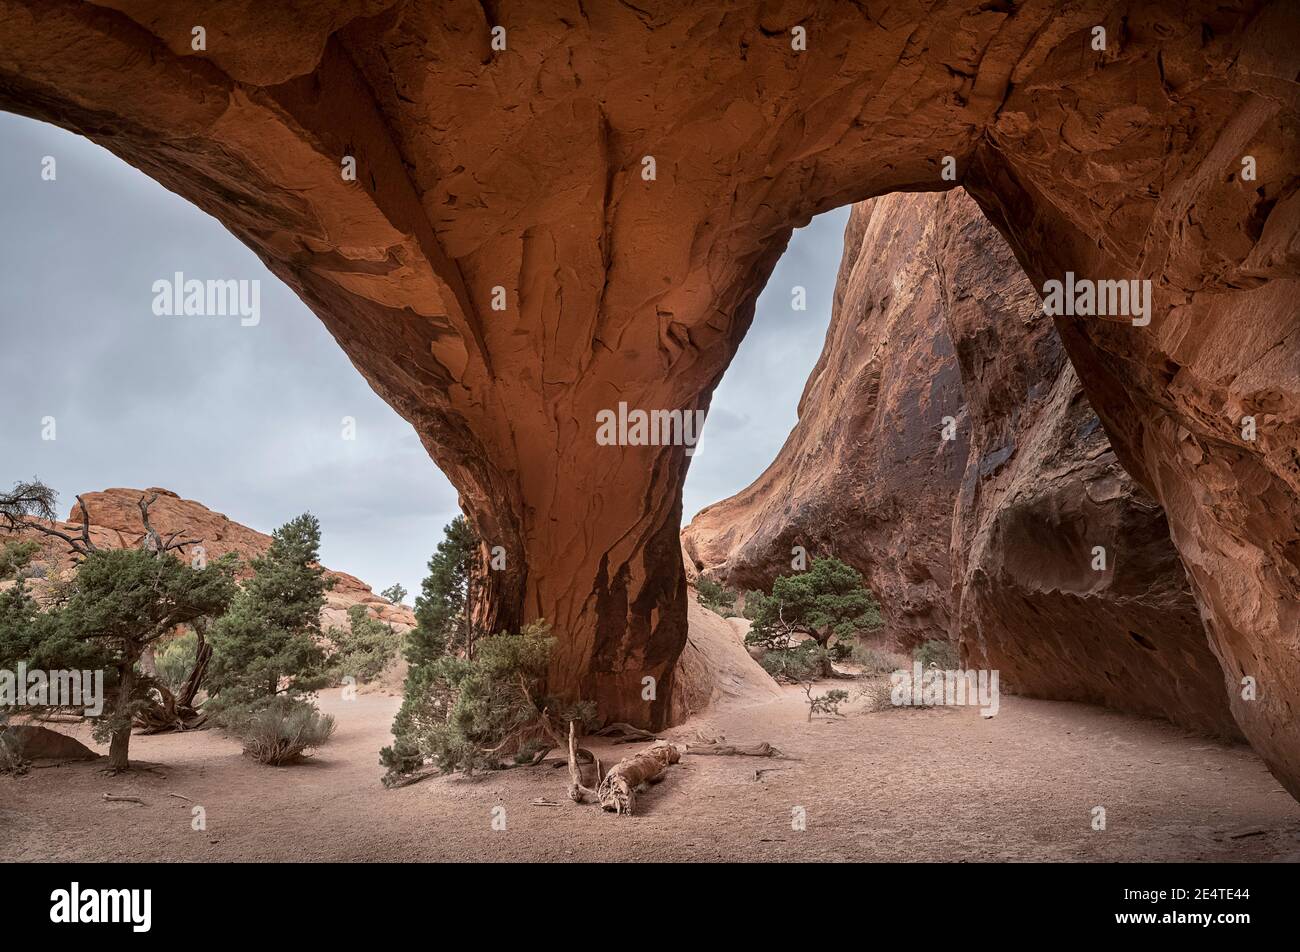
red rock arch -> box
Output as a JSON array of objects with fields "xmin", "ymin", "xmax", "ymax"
[{"xmin": 2, "ymin": 1, "xmax": 1295, "ymax": 792}]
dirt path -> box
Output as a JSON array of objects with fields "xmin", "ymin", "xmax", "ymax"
[{"xmin": 3, "ymin": 687, "xmax": 1298, "ymax": 862}]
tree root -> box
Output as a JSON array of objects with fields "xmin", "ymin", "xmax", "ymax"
[{"xmin": 133, "ymin": 684, "xmax": 207, "ymax": 734}]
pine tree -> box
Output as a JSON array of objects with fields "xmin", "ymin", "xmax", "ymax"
[
  {"xmin": 409, "ymin": 515, "xmax": 480, "ymax": 664},
  {"xmin": 206, "ymin": 513, "xmax": 334, "ymax": 714},
  {"xmin": 382, "ymin": 516, "xmax": 482, "ymax": 774}
]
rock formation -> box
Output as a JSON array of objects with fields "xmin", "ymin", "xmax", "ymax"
[
  {"xmin": 936, "ymin": 190, "xmax": 1240, "ymax": 740},
  {"xmin": 10, "ymin": 488, "xmax": 415, "ymax": 632},
  {"xmin": 684, "ymin": 195, "xmax": 970, "ymax": 646},
  {"xmin": 0, "ymin": 1, "xmax": 1294, "ymax": 791},
  {"xmin": 0, "ymin": 724, "xmax": 98, "ymax": 762},
  {"xmin": 687, "ymin": 189, "xmax": 1242, "ymax": 738}
]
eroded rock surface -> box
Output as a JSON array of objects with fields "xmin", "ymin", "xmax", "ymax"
[
  {"xmin": 11, "ymin": 488, "xmax": 414, "ymax": 632},
  {"xmin": 687, "ymin": 190, "xmax": 1241, "ymax": 738},
  {"xmin": 931, "ymin": 193, "xmax": 1242, "ymax": 740},
  {"xmin": 684, "ymin": 196, "xmax": 969, "ymax": 646},
  {"xmin": 0, "ymin": 1, "xmax": 1294, "ymax": 789}
]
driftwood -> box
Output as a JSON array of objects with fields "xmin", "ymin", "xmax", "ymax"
[
  {"xmin": 382, "ymin": 767, "xmax": 440, "ymax": 789},
  {"xmin": 565, "ymin": 721, "xmax": 602, "ymax": 802},
  {"xmin": 684, "ymin": 741, "xmax": 786, "ymax": 758},
  {"xmin": 134, "ymin": 683, "xmax": 208, "ymax": 734},
  {"xmin": 593, "ymin": 722, "xmax": 659, "ymax": 744},
  {"xmin": 596, "ymin": 743, "xmax": 680, "ymax": 815}
]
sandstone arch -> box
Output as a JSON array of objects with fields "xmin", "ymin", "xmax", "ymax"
[{"xmin": 2, "ymin": 1, "xmax": 1295, "ymax": 792}]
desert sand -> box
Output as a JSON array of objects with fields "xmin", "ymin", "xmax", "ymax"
[{"xmin": 4, "ymin": 686, "xmax": 1297, "ymax": 863}]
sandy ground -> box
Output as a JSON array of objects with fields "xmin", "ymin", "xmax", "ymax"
[{"xmin": 3, "ymin": 686, "xmax": 1298, "ymax": 862}]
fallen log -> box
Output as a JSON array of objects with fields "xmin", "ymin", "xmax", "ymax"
[
  {"xmin": 684, "ymin": 741, "xmax": 786, "ymax": 758},
  {"xmin": 382, "ymin": 766, "xmax": 440, "ymax": 789},
  {"xmin": 593, "ymin": 722, "xmax": 659, "ymax": 744},
  {"xmin": 596, "ymin": 743, "xmax": 680, "ymax": 815}
]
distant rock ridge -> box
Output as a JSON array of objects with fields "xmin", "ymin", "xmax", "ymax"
[{"xmin": 9, "ymin": 487, "xmax": 415, "ymax": 633}]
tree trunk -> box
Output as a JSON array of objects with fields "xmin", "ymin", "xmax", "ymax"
[
  {"xmin": 818, "ymin": 636, "xmax": 836, "ymax": 679},
  {"xmin": 108, "ymin": 660, "xmax": 135, "ymax": 770}
]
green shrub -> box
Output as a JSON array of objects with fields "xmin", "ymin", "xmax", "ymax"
[
  {"xmin": 381, "ymin": 621, "xmax": 562, "ymax": 779},
  {"xmin": 759, "ymin": 640, "xmax": 827, "ymax": 683},
  {"xmin": 851, "ymin": 642, "xmax": 909, "ymax": 675},
  {"xmin": 155, "ymin": 631, "xmax": 198, "ymax": 694},
  {"xmin": 0, "ymin": 713, "xmax": 28, "ymax": 776},
  {"xmin": 696, "ymin": 576, "xmax": 737, "ymax": 617},
  {"xmin": 858, "ymin": 677, "xmax": 898, "ymax": 712},
  {"xmin": 328, "ymin": 605, "xmax": 400, "ymax": 684},
  {"xmin": 915, "ymin": 639, "xmax": 960, "ymax": 670}
]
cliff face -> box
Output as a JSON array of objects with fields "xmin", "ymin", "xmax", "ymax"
[
  {"xmin": 686, "ymin": 189, "xmax": 1242, "ymax": 740},
  {"xmin": 1, "ymin": 1, "xmax": 1294, "ymax": 788},
  {"xmin": 683, "ymin": 196, "xmax": 970, "ymax": 646},
  {"xmin": 930, "ymin": 194, "xmax": 1242, "ymax": 740},
  {"xmin": 12, "ymin": 488, "xmax": 415, "ymax": 633}
]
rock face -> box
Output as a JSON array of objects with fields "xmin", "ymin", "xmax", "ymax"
[
  {"xmin": 14, "ymin": 488, "xmax": 415, "ymax": 632},
  {"xmin": 669, "ymin": 598, "xmax": 784, "ymax": 722},
  {"xmin": 687, "ymin": 190, "xmax": 1242, "ymax": 739},
  {"xmin": 0, "ymin": 2, "xmax": 1295, "ymax": 791},
  {"xmin": 684, "ymin": 196, "xmax": 970, "ymax": 646},
  {"xmin": 930, "ymin": 192, "xmax": 1242, "ymax": 740}
]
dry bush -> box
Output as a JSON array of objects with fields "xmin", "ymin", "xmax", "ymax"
[
  {"xmin": 226, "ymin": 697, "xmax": 335, "ymax": 766},
  {"xmin": 859, "ymin": 676, "xmax": 899, "ymax": 712},
  {"xmin": 851, "ymin": 642, "xmax": 910, "ymax": 675}
]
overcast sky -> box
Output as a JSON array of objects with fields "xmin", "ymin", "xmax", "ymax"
[{"xmin": 0, "ymin": 111, "xmax": 846, "ymax": 601}]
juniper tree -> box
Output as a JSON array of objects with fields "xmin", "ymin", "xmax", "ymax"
[
  {"xmin": 383, "ymin": 622, "xmax": 556, "ymax": 778},
  {"xmin": 745, "ymin": 557, "xmax": 883, "ymax": 679},
  {"xmin": 55, "ymin": 546, "xmax": 237, "ymax": 769},
  {"xmin": 0, "ymin": 482, "xmax": 236, "ymax": 770}
]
